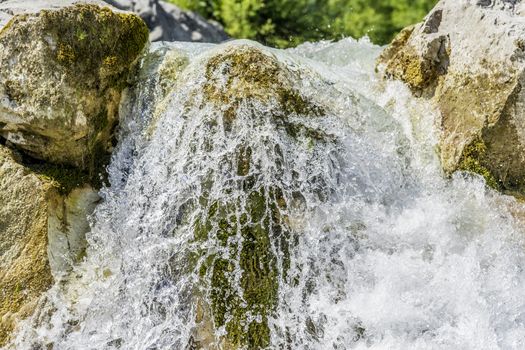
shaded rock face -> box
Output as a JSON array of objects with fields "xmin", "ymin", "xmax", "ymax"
[
  {"xmin": 104, "ymin": 0, "xmax": 228, "ymax": 43},
  {"xmin": 378, "ymin": 0, "xmax": 525, "ymax": 194},
  {"xmin": 0, "ymin": 145, "xmax": 99, "ymax": 346},
  {"xmin": 0, "ymin": 0, "xmax": 148, "ymax": 176}
]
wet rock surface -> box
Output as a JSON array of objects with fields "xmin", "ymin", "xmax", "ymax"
[
  {"xmin": 378, "ymin": 0, "xmax": 525, "ymax": 195},
  {"xmin": 0, "ymin": 145, "xmax": 99, "ymax": 346}
]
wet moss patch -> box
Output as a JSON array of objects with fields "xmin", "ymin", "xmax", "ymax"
[
  {"xmin": 42, "ymin": 4, "xmax": 149, "ymax": 90},
  {"xmin": 195, "ymin": 188, "xmax": 284, "ymax": 349},
  {"xmin": 457, "ymin": 137, "xmax": 500, "ymax": 190},
  {"xmin": 189, "ymin": 150, "xmax": 292, "ymax": 348},
  {"xmin": 203, "ymin": 45, "xmax": 325, "ymax": 120}
]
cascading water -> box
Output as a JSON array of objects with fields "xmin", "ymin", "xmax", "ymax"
[{"xmin": 8, "ymin": 39, "xmax": 525, "ymax": 349}]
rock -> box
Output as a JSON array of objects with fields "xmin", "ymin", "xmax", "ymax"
[
  {"xmin": 104, "ymin": 0, "xmax": 228, "ymax": 43},
  {"xmin": 0, "ymin": 145, "xmax": 98, "ymax": 346},
  {"xmin": 0, "ymin": 146, "xmax": 53, "ymax": 346},
  {"xmin": 47, "ymin": 186, "xmax": 100, "ymax": 278},
  {"xmin": 120, "ymin": 42, "xmax": 190, "ymax": 143},
  {"xmin": 378, "ymin": 0, "xmax": 525, "ymax": 194},
  {"xmin": 0, "ymin": 0, "xmax": 149, "ymax": 177},
  {"xmin": 137, "ymin": 41, "xmax": 366, "ymax": 349},
  {"xmin": 0, "ymin": 1, "xmax": 139, "ymax": 343}
]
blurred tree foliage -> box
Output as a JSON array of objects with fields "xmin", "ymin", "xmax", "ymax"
[{"xmin": 168, "ymin": 0, "xmax": 438, "ymax": 48}]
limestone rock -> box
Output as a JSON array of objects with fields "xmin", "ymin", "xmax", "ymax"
[
  {"xmin": 104, "ymin": 0, "xmax": 228, "ymax": 43},
  {"xmin": 0, "ymin": 146, "xmax": 53, "ymax": 346},
  {"xmin": 0, "ymin": 0, "xmax": 149, "ymax": 175},
  {"xmin": 378, "ymin": 0, "xmax": 525, "ymax": 194},
  {"xmin": 0, "ymin": 145, "xmax": 99, "ymax": 346}
]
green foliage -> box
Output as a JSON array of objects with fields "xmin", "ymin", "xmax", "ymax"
[{"xmin": 168, "ymin": 0, "xmax": 438, "ymax": 47}]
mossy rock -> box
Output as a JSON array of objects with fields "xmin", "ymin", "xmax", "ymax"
[
  {"xmin": 190, "ymin": 162, "xmax": 290, "ymax": 349},
  {"xmin": 377, "ymin": 2, "xmax": 525, "ymax": 197},
  {"xmin": 179, "ymin": 45, "xmax": 329, "ymax": 348},
  {"xmin": 0, "ymin": 2, "xmax": 149, "ymax": 174},
  {"xmin": 203, "ymin": 44, "xmax": 325, "ymax": 123}
]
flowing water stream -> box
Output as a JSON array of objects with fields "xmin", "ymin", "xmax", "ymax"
[{"xmin": 8, "ymin": 39, "xmax": 525, "ymax": 349}]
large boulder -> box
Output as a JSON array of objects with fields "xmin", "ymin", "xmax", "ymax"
[
  {"xmin": 104, "ymin": 0, "xmax": 228, "ymax": 43},
  {"xmin": 0, "ymin": 145, "xmax": 99, "ymax": 346},
  {"xmin": 378, "ymin": 0, "xmax": 525, "ymax": 194},
  {"xmin": 0, "ymin": 0, "xmax": 148, "ymax": 176}
]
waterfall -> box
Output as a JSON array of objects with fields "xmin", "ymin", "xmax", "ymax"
[{"xmin": 10, "ymin": 39, "xmax": 525, "ymax": 349}]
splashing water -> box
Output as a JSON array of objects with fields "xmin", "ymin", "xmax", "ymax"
[{"xmin": 9, "ymin": 39, "xmax": 525, "ymax": 349}]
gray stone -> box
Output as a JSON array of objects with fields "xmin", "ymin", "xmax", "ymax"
[{"xmin": 104, "ymin": 0, "xmax": 228, "ymax": 43}]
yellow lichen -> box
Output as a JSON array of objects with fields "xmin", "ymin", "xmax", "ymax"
[{"xmin": 57, "ymin": 43, "xmax": 76, "ymax": 64}]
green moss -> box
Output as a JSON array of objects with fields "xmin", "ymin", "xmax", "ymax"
[
  {"xmin": 190, "ymin": 148, "xmax": 291, "ymax": 348},
  {"xmin": 458, "ymin": 137, "xmax": 500, "ymax": 190},
  {"xmin": 203, "ymin": 45, "xmax": 324, "ymax": 122},
  {"xmin": 41, "ymin": 4, "xmax": 149, "ymax": 89},
  {"xmin": 197, "ymin": 190, "xmax": 281, "ymax": 349},
  {"xmin": 56, "ymin": 43, "xmax": 76, "ymax": 64},
  {"xmin": 386, "ymin": 47, "xmax": 430, "ymax": 90}
]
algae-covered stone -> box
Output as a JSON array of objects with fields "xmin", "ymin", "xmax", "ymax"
[
  {"xmin": 378, "ymin": 0, "xmax": 525, "ymax": 195},
  {"xmin": 0, "ymin": 145, "xmax": 99, "ymax": 346},
  {"xmin": 179, "ymin": 43, "xmax": 328, "ymax": 349},
  {"xmin": 0, "ymin": 0, "xmax": 149, "ymax": 177}
]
